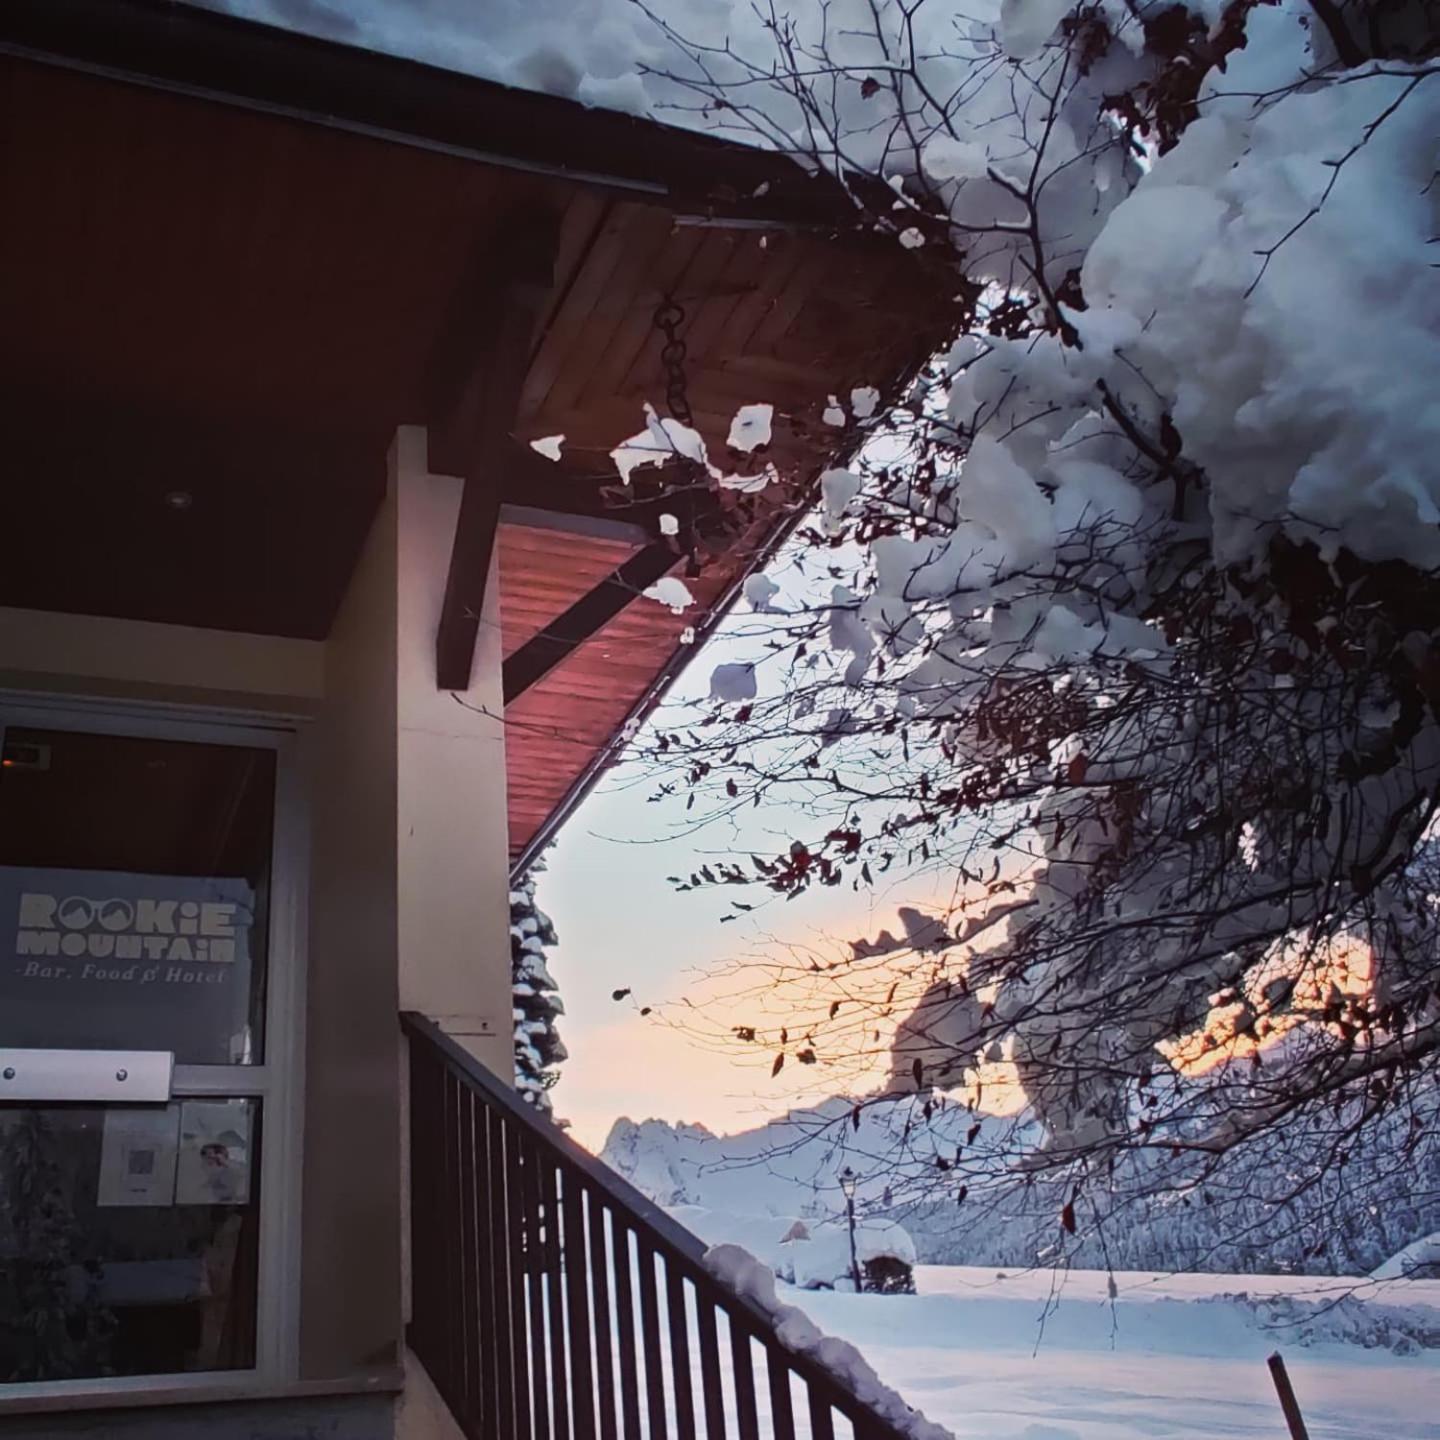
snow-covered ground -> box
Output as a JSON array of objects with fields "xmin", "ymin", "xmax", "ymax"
[{"xmin": 788, "ymin": 1266, "xmax": 1440, "ymax": 1440}]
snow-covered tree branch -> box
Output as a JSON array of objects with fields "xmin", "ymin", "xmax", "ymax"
[{"xmin": 622, "ymin": 0, "xmax": 1440, "ymax": 1248}]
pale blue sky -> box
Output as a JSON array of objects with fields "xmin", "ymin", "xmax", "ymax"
[{"xmin": 538, "ymin": 547, "xmax": 957, "ymax": 1151}]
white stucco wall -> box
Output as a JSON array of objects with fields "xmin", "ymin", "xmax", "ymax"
[
  {"xmin": 388, "ymin": 428, "xmax": 514, "ymax": 1440},
  {"xmin": 302, "ymin": 439, "xmax": 402, "ymax": 1380},
  {"xmin": 392, "ymin": 425, "xmax": 513, "ymax": 1079}
]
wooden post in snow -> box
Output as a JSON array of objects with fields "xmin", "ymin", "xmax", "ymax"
[{"xmin": 1267, "ymin": 1352, "xmax": 1311, "ymax": 1440}]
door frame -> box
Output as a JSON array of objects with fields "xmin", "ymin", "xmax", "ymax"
[{"xmin": 0, "ymin": 689, "xmax": 309, "ymax": 1399}]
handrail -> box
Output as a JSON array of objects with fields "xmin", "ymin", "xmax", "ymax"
[
  {"xmin": 404, "ymin": 1012, "xmax": 710, "ymax": 1264},
  {"xmin": 402, "ymin": 1010, "xmax": 916, "ymax": 1440}
]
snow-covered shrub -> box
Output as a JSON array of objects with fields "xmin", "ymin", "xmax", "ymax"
[
  {"xmin": 1373, "ymin": 1232, "xmax": 1440, "ymax": 1282},
  {"xmin": 511, "ymin": 865, "xmax": 566, "ymax": 1111},
  {"xmin": 1221, "ymin": 1291, "xmax": 1440, "ymax": 1354}
]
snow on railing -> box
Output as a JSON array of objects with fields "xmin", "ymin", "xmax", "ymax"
[{"xmin": 403, "ymin": 1011, "xmax": 948, "ymax": 1440}]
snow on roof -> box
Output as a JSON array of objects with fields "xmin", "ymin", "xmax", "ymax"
[{"xmin": 184, "ymin": 0, "xmax": 691, "ymax": 119}]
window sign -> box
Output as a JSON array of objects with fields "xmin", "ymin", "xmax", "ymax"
[
  {"xmin": 176, "ymin": 1100, "xmax": 252, "ymax": 1206},
  {"xmin": 0, "ymin": 726, "xmax": 276, "ymax": 1067},
  {"xmin": 97, "ymin": 1108, "xmax": 181, "ymax": 1208},
  {"xmin": 0, "ymin": 869, "xmax": 258, "ymax": 1065}
]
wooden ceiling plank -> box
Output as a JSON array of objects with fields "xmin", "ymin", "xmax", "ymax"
[
  {"xmin": 539, "ymin": 206, "xmax": 680, "ymax": 422},
  {"xmin": 706, "ymin": 233, "xmax": 808, "ymax": 384},
  {"xmin": 666, "ymin": 234, "xmax": 768, "ymax": 379},
  {"xmin": 603, "ymin": 229, "xmax": 737, "ymax": 414},
  {"xmin": 534, "ymin": 190, "xmax": 611, "ymax": 342},
  {"xmin": 572, "ymin": 224, "xmax": 709, "ymax": 415},
  {"xmin": 498, "ymin": 526, "xmax": 651, "ymax": 658},
  {"xmin": 743, "ymin": 241, "xmax": 837, "ymax": 359},
  {"xmin": 519, "ymin": 202, "xmax": 635, "ymax": 420}
]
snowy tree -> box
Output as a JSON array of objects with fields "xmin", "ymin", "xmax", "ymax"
[
  {"xmin": 511, "ymin": 864, "xmax": 567, "ymax": 1112},
  {"xmin": 613, "ymin": 0, "xmax": 1440, "ymax": 1246}
]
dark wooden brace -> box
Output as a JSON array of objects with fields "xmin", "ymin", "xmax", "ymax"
[{"xmin": 501, "ymin": 541, "xmax": 678, "ymax": 704}]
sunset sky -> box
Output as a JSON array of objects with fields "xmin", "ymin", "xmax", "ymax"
[
  {"xmin": 542, "ymin": 749, "xmax": 965, "ymax": 1150},
  {"xmin": 537, "ymin": 537, "xmax": 971, "ymax": 1151}
]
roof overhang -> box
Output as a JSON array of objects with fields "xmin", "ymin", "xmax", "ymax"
[
  {"xmin": 0, "ymin": 0, "xmax": 942, "ymax": 867},
  {"xmin": 0, "ymin": 0, "xmax": 850, "ymax": 224}
]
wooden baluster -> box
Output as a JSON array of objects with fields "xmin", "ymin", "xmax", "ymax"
[
  {"xmin": 501, "ymin": 1116, "xmax": 534, "ymax": 1440},
  {"xmin": 561, "ymin": 1166, "xmax": 596, "ymax": 1440},
  {"xmin": 766, "ymin": 1343, "xmax": 798, "ymax": 1440},
  {"xmin": 610, "ymin": 1218, "xmax": 643, "ymax": 1439},
  {"xmin": 540, "ymin": 1155, "xmax": 571, "ymax": 1439},
  {"xmin": 665, "ymin": 1264, "xmax": 696, "ymax": 1440},
  {"xmin": 636, "ymin": 1238, "xmax": 669, "ymax": 1440},
  {"xmin": 586, "ymin": 1193, "xmax": 618, "ymax": 1440},
  {"xmin": 729, "ymin": 1316, "xmax": 761, "ymax": 1440},
  {"xmin": 520, "ymin": 1133, "xmax": 553, "ymax": 1440},
  {"xmin": 693, "ymin": 1288, "xmax": 726, "ymax": 1440}
]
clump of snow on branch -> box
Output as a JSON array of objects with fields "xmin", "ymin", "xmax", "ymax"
[
  {"xmin": 849, "ymin": 385, "xmax": 881, "ymax": 420},
  {"xmin": 529, "ymin": 434, "xmax": 564, "ymax": 462},
  {"xmin": 717, "ymin": 463, "xmax": 778, "ymax": 493},
  {"xmin": 727, "ymin": 402, "xmax": 774, "ymax": 452},
  {"xmin": 611, "ymin": 401, "xmax": 779, "ymax": 491},
  {"xmin": 820, "ymin": 466, "xmax": 862, "ymax": 535},
  {"xmin": 643, "ymin": 576, "xmax": 694, "ymax": 613},
  {"xmin": 611, "ymin": 403, "xmax": 710, "ymax": 485},
  {"xmin": 710, "ymin": 661, "xmax": 758, "ymax": 702},
  {"xmin": 744, "ymin": 573, "xmax": 781, "ymax": 612}
]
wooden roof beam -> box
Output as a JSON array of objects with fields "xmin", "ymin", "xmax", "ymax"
[
  {"xmin": 502, "ymin": 542, "xmax": 678, "ymax": 704},
  {"xmin": 431, "ymin": 214, "xmax": 560, "ymax": 691}
]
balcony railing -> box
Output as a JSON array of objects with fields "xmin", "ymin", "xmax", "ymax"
[{"xmin": 402, "ymin": 1012, "xmax": 915, "ymax": 1440}]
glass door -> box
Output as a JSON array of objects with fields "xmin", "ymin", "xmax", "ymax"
[{"xmin": 0, "ymin": 705, "xmax": 295, "ymax": 1386}]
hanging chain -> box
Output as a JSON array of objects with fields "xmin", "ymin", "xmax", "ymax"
[
  {"xmin": 652, "ymin": 295, "xmax": 695, "ymax": 429},
  {"xmin": 652, "ymin": 294, "xmax": 706, "ymax": 577}
]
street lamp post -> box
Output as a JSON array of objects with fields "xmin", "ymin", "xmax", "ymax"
[{"xmin": 840, "ymin": 1167, "xmax": 861, "ymax": 1294}]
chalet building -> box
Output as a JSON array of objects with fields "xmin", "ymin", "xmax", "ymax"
[{"xmin": 0, "ymin": 3, "xmax": 935, "ymax": 1436}]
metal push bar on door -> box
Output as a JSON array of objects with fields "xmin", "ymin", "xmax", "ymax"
[{"xmin": 0, "ymin": 1048, "xmax": 174, "ymax": 1102}]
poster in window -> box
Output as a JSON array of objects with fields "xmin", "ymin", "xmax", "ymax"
[
  {"xmin": 0, "ymin": 868, "xmax": 258, "ymax": 1064},
  {"xmin": 175, "ymin": 1100, "xmax": 252, "ymax": 1206},
  {"xmin": 97, "ymin": 1105, "xmax": 181, "ymax": 1207}
]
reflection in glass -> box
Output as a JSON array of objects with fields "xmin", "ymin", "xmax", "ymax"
[
  {"xmin": 0, "ymin": 1102, "xmax": 260, "ymax": 1381},
  {"xmin": 0, "ymin": 729, "xmax": 275, "ymax": 1065}
]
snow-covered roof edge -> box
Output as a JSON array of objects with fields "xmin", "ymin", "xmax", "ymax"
[
  {"xmin": 1, "ymin": 1, "xmax": 928, "ymax": 883},
  {"xmin": 4, "ymin": 0, "xmax": 846, "ymax": 228}
]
